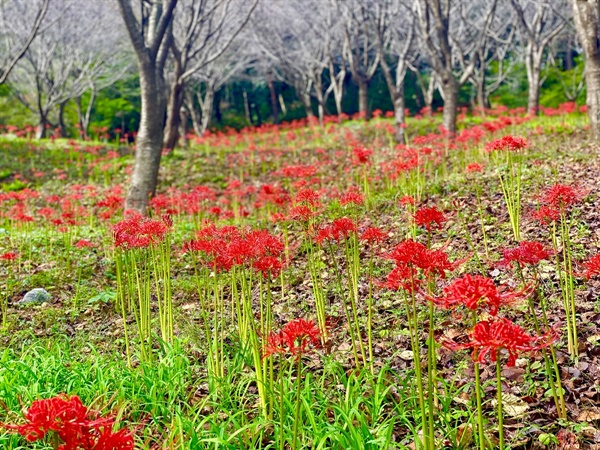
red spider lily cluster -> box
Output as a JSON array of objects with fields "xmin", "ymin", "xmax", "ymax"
[
  {"xmin": 382, "ymin": 239, "xmax": 458, "ymax": 292},
  {"xmin": 413, "ymin": 206, "xmax": 446, "ymax": 232},
  {"xmin": 581, "ymin": 254, "xmax": 600, "ymax": 279},
  {"xmin": 531, "ymin": 205, "xmax": 561, "ymax": 225},
  {"xmin": 531, "ymin": 183, "xmax": 585, "ymax": 226},
  {"xmin": 2, "ymin": 395, "xmax": 133, "ymax": 450},
  {"xmin": 360, "ymin": 227, "xmax": 386, "ymax": 244},
  {"xmin": 541, "ymin": 183, "xmax": 586, "ymax": 212},
  {"xmin": 438, "ymin": 268, "xmax": 555, "ymax": 366},
  {"xmin": 466, "ymin": 163, "xmax": 484, "ymax": 173},
  {"xmin": 315, "ymin": 217, "xmax": 357, "ymax": 245},
  {"xmin": 485, "ymin": 135, "xmax": 528, "ymax": 152},
  {"xmin": 431, "ymin": 274, "xmax": 529, "ymax": 316},
  {"xmin": 498, "ymin": 241, "xmax": 552, "ymax": 267},
  {"xmin": 0, "ymin": 251, "xmax": 17, "ymax": 261},
  {"xmin": 263, "ymin": 318, "xmax": 321, "ymax": 358},
  {"xmin": 183, "ymin": 224, "xmax": 284, "ymax": 276},
  {"xmin": 352, "ymin": 147, "xmax": 373, "ymax": 165},
  {"xmin": 339, "ymin": 187, "xmax": 364, "ymax": 206},
  {"xmin": 399, "ymin": 195, "xmax": 415, "ymax": 206},
  {"xmin": 445, "ymin": 317, "xmax": 557, "ymax": 367},
  {"xmin": 112, "ymin": 214, "xmax": 171, "ymax": 249},
  {"xmin": 74, "ymin": 239, "xmax": 97, "ymax": 249}
]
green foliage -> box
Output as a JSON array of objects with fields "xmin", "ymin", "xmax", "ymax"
[
  {"xmin": 0, "ymin": 84, "xmax": 35, "ymax": 127},
  {"xmin": 88, "ymin": 76, "xmax": 141, "ymax": 135}
]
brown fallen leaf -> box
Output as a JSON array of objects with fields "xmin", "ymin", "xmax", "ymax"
[{"xmin": 577, "ymin": 409, "xmax": 600, "ymax": 422}]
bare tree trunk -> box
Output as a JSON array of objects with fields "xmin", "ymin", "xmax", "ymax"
[
  {"xmin": 585, "ymin": 62, "xmax": 600, "ymax": 139},
  {"xmin": 572, "ymin": 0, "xmax": 600, "ymax": 139},
  {"xmin": 36, "ymin": 112, "xmax": 49, "ymax": 139},
  {"xmin": 298, "ymin": 88, "xmax": 314, "ymax": 118},
  {"xmin": 357, "ymin": 78, "xmax": 370, "ymax": 120},
  {"xmin": 214, "ymin": 90, "xmax": 222, "ymax": 124},
  {"xmin": 441, "ymin": 77, "xmax": 458, "ymax": 135},
  {"xmin": 242, "ymin": 90, "xmax": 252, "ymax": 125},
  {"xmin": 76, "ymin": 89, "xmax": 95, "ymax": 139},
  {"xmin": 334, "ymin": 88, "xmax": 343, "ymax": 117},
  {"xmin": 126, "ymin": 60, "xmax": 166, "ymax": 212},
  {"xmin": 425, "ymin": 77, "xmax": 435, "ymax": 116},
  {"xmin": 268, "ymin": 75, "xmax": 279, "ymax": 124},
  {"xmin": 476, "ymin": 80, "xmax": 487, "ymax": 113},
  {"xmin": 314, "ymin": 78, "xmax": 326, "ymax": 126},
  {"xmin": 58, "ymin": 101, "xmax": 67, "ymax": 137},
  {"xmin": 393, "ymin": 92, "xmax": 405, "ymax": 142},
  {"xmin": 117, "ymin": 0, "xmax": 177, "ymax": 214},
  {"xmin": 380, "ymin": 57, "xmax": 406, "ymax": 142},
  {"xmin": 163, "ymin": 64, "xmax": 184, "ymax": 150},
  {"xmin": 278, "ymin": 93, "xmax": 287, "ymax": 116},
  {"xmin": 200, "ymin": 86, "xmax": 215, "ymax": 134},
  {"xmin": 185, "ymin": 90, "xmax": 202, "ymax": 135},
  {"xmin": 328, "ymin": 58, "xmax": 345, "ymax": 118},
  {"xmin": 254, "ymin": 102, "xmax": 262, "ymax": 125},
  {"xmin": 76, "ymin": 97, "xmax": 85, "ymax": 139},
  {"xmin": 179, "ymin": 107, "xmax": 188, "ymax": 148},
  {"xmin": 524, "ymin": 44, "xmax": 543, "ymax": 115},
  {"xmin": 413, "ymin": 71, "xmax": 435, "ymax": 116}
]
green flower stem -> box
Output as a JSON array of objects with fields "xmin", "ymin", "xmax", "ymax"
[
  {"xmin": 496, "ymin": 355, "xmax": 504, "ymax": 450},
  {"xmin": 472, "ymin": 312, "xmax": 485, "ymax": 450},
  {"xmin": 292, "ymin": 354, "xmax": 303, "ymax": 450},
  {"xmin": 403, "ymin": 287, "xmax": 430, "ymax": 450}
]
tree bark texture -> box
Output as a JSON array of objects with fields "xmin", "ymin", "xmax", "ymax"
[
  {"xmin": 163, "ymin": 56, "xmax": 184, "ymax": 150},
  {"xmin": 126, "ymin": 59, "xmax": 166, "ymax": 213},
  {"xmin": 573, "ymin": 0, "xmax": 600, "ymax": 139},
  {"xmin": 268, "ymin": 76, "xmax": 279, "ymax": 124},
  {"xmin": 357, "ymin": 78, "xmax": 370, "ymax": 120},
  {"xmin": 524, "ymin": 45, "xmax": 543, "ymax": 115},
  {"xmin": 118, "ymin": 0, "xmax": 177, "ymax": 214},
  {"xmin": 441, "ymin": 77, "xmax": 458, "ymax": 135},
  {"xmin": 200, "ymin": 86, "xmax": 214, "ymax": 134}
]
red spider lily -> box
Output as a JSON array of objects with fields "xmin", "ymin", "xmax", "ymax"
[
  {"xmin": 253, "ymin": 256, "xmax": 284, "ymax": 278},
  {"xmin": 386, "ymin": 239, "xmax": 458, "ymax": 279},
  {"xmin": 360, "ymin": 227, "xmax": 386, "ymax": 244},
  {"xmin": 431, "ymin": 274, "xmax": 530, "ymax": 316},
  {"xmin": 263, "ymin": 318, "xmax": 321, "ymax": 358},
  {"xmin": 1, "ymin": 394, "xmax": 134, "ymax": 450},
  {"xmin": 352, "ymin": 147, "xmax": 373, "ymax": 165},
  {"xmin": 442, "ymin": 317, "xmax": 557, "ymax": 367},
  {"xmin": 294, "ymin": 188, "xmax": 321, "ymax": 207},
  {"xmin": 466, "ymin": 163, "xmax": 484, "ymax": 173},
  {"xmin": 92, "ymin": 426, "xmax": 134, "ymax": 450},
  {"xmin": 399, "ymin": 195, "xmax": 415, "ymax": 206},
  {"xmin": 339, "ymin": 187, "xmax": 364, "ymax": 206},
  {"xmin": 0, "ymin": 251, "xmax": 17, "ymax": 261},
  {"xmin": 183, "ymin": 225, "xmax": 284, "ymax": 273},
  {"xmin": 113, "ymin": 214, "xmax": 170, "ymax": 249},
  {"xmin": 499, "ymin": 241, "xmax": 552, "ymax": 268},
  {"xmin": 380, "ymin": 264, "xmax": 421, "ymax": 293},
  {"xmin": 485, "ymin": 135, "xmax": 528, "ymax": 152},
  {"xmin": 540, "ymin": 184, "xmax": 585, "ymax": 212},
  {"xmin": 315, "ymin": 217, "xmax": 357, "ymax": 245},
  {"xmin": 531, "ymin": 205, "xmax": 561, "ymax": 225},
  {"xmin": 74, "ymin": 240, "xmax": 96, "ymax": 249},
  {"xmin": 287, "ymin": 205, "xmax": 316, "ymax": 222},
  {"xmin": 414, "ymin": 206, "xmax": 446, "ymax": 231},
  {"xmin": 581, "ymin": 254, "xmax": 600, "ymax": 279}
]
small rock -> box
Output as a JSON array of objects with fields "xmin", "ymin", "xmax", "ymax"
[{"xmin": 19, "ymin": 288, "xmax": 52, "ymax": 305}]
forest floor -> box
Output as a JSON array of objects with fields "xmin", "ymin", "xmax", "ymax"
[{"xmin": 0, "ymin": 110, "xmax": 600, "ymax": 449}]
